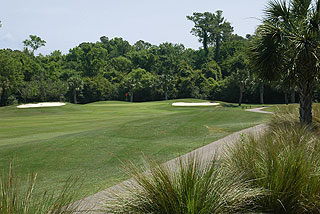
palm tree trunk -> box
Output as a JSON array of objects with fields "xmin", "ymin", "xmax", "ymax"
[
  {"xmin": 260, "ymin": 83, "xmax": 264, "ymax": 104},
  {"xmin": 0, "ymin": 88, "xmax": 2, "ymax": 107},
  {"xmin": 130, "ymin": 90, "xmax": 133, "ymax": 102},
  {"xmin": 164, "ymin": 83, "xmax": 168, "ymax": 100},
  {"xmin": 291, "ymin": 90, "xmax": 295, "ymax": 103},
  {"xmin": 40, "ymin": 71, "xmax": 46, "ymax": 102},
  {"xmin": 299, "ymin": 81, "xmax": 313, "ymax": 125},
  {"xmin": 239, "ymin": 84, "xmax": 244, "ymax": 106},
  {"xmin": 73, "ymin": 89, "xmax": 77, "ymax": 104},
  {"xmin": 0, "ymin": 87, "xmax": 5, "ymax": 106},
  {"xmin": 283, "ymin": 89, "xmax": 288, "ymax": 105}
]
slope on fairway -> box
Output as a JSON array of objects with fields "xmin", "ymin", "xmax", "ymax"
[{"xmin": 0, "ymin": 99, "xmax": 269, "ymax": 199}]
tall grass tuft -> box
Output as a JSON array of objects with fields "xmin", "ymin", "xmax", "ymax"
[
  {"xmin": 224, "ymin": 109, "xmax": 320, "ymax": 213},
  {"xmin": 271, "ymin": 104, "xmax": 320, "ymax": 130},
  {"xmin": 105, "ymin": 154, "xmax": 260, "ymax": 214},
  {"xmin": 0, "ymin": 163, "xmax": 82, "ymax": 214}
]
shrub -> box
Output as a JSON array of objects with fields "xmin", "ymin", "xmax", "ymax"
[
  {"xmin": 105, "ymin": 154, "xmax": 259, "ymax": 214},
  {"xmin": 224, "ymin": 111, "xmax": 320, "ymax": 213},
  {"xmin": 7, "ymin": 95, "xmax": 18, "ymax": 106}
]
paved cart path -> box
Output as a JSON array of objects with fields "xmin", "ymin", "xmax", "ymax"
[
  {"xmin": 245, "ymin": 106, "xmax": 273, "ymax": 114},
  {"xmin": 74, "ymin": 122, "xmax": 269, "ymax": 213}
]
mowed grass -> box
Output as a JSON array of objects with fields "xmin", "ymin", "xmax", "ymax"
[{"xmin": 0, "ymin": 99, "xmax": 269, "ymax": 199}]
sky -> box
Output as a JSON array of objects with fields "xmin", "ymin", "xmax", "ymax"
[{"xmin": 0, "ymin": 0, "xmax": 269, "ymax": 55}]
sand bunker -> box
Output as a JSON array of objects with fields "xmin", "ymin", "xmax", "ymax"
[
  {"xmin": 172, "ymin": 102, "xmax": 220, "ymax": 107},
  {"xmin": 17, "ymin": 102, "xmax": 66, "ymax": 109}
]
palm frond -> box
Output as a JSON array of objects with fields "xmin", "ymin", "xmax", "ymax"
[
  {"xmin": 309, "ymin": 0, "xmax": 320, "ymax": 34},
  {"xmin": 265, "ymin": 0, "xmax": 290, "ymax": 23},
  {"xmin": 250, "ymin": 22, "xmax": 286, "ymax": 80},
  {"xmin": 291, "ymin": 0, "xmax": 312, "ymax": 17}
]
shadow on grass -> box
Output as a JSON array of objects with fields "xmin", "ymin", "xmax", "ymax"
[{"xmin": 220, "ymin": 103, "xmax": 238, "ymax": 108}]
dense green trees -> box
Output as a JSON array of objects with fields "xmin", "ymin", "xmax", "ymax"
[
  {"xmin": 250, "ymin": 0, "xmax": 320, "ymax": 124},
  {"xmin": 155, "ymin": 43, "xmax": 184, "ymax": 100},
  {"xmin": 0, "ymin": 35, "xmax": 285, "ymax": 106},
  {"xmin": 0, "ymin": 8, "xmax": 305, "ymax": 107},
  {"xmin": 0, "ymin": 50, "xmax": 23, "ymax": 106},
  {"xmin": 124, "ymin": 68, "xmax": 154, "ymax": 102}
]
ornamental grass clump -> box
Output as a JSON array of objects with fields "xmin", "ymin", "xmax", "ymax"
[
  {"xmin": 224, "ymin": 110, "xmax": 320, "ymax": 213},
  {"xmin": 270, "ymin": 104, "xmax": 320, "ymax": 130},
  {"xmin": 0, "ymin": 163, "xmax": 82, "ymax": 214},
  {"xmin": 105, "ymin": 154, "xmax": 260, "ymax": 214}
]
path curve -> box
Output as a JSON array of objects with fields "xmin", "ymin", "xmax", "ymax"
[
  {"xmin": 74, "ymin": 123, "xmax": 268, "ymax": 213},
  {"xmin": 245, "ymin": 106, "xmax": 273, "ymax": 114}
]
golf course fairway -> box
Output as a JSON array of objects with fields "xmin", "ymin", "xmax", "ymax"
[{"xmin": 0, "ymin": 99, "xmax": 270, "ymax": 199}]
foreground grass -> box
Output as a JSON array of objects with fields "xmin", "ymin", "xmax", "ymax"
[
  {"xmin": 0, "ymin": 163, "xmax": 81, "ymax": 214},
  {"xmin": 224, "ymin": 104, "xmax": 320, "ymax": 213},
  {"xmin": 106, "ymin": 155, "xmax": 259, "ymax": 214},
  {"xmin": 0, "ymin": 99, "xmax": 269, "ymax": 199}
]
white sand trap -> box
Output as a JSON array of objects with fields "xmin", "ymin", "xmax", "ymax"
[
  {"xmin": 172, "ymin": 102, "xmax": 220, "ymax": 107},
  {"xmin": 17, "ymin": 102, "xmax": 66, "ymax": 109}
]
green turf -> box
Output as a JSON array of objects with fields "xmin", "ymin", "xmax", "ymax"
[{"xmin": 0, "ymin": 99, "xmax": 270, "ymax": 199}]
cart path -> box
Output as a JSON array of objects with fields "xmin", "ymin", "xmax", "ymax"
[
  {"xmin": 245, "ymin": 106, "xmax": 273, "ymax": 114},
  {"xmin": 74, "ymin": 123, "xmax": 269, "ymax": 213}
]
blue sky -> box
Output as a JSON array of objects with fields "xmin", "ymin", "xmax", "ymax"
[{"xmin": 0, "ymin": 0, "xmax": 269, "ymax": 55}]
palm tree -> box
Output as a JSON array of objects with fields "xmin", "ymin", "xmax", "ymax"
[
  {"xmin": 251, "ymin": 0, "xmax": 320, "ymax": 124},
  {"xmin": 67, "ymin": 76, "xmax": 83, "ymax": 104},
  {"xmin": 231, "ymin": 69, "xmax": 251, "ymax": 106}
]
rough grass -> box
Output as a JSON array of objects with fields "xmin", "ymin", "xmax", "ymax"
[
  {"xmin": 0, "ymin": 99, "xmax": 269, "ymax": 200},
  {"xmin": 224, "ymin": 104, "xmax": 320, "ymax": 213},
  {"xmin": 0, "ymin": 163, "xmax": 82, "ymax": 214}
]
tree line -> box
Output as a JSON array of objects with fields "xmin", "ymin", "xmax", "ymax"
[{"xmin": 0, "ymin": 10, "xmax": 316, "ymax": 107}]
